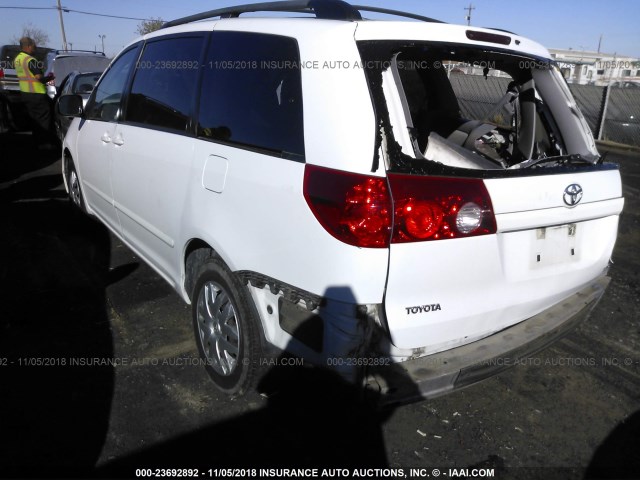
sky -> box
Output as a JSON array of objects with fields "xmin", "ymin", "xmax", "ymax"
[{"xmin": 1, "ymin": 0, "xmax": 639, "ymax": 59}]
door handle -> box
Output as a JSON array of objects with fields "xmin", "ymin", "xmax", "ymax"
[{"xmin": 101, "ymin": 133, "xmax": 111, "ymax": 143}]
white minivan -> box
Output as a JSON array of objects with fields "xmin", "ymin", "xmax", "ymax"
[{"xmin": 59, "ymin": 0, "xmax": 623, "ymax": 403}]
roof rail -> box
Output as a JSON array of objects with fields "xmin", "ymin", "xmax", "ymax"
[
  {"xmin": 53, "ymin": 49, "xmax": 105, "ymax": 56},
  {"xmin": 162, "ymin": 0, "xmax": 361, "ymax": 29},
  {"xmin": 162, "ymin": 0, "xmax": 447, "ymax": 29},
  {"xmin": 352, "ymin": 5, "xmax": 445, "ymax": 24}
]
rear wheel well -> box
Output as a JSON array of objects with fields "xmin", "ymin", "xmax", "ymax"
[
  {"xmin": 184, "ymin": 240, "xmax": 218, "ymax": 301},
  {"xmin": 184, "ymin": 240, "xmax": 280, "ymax": 362}
]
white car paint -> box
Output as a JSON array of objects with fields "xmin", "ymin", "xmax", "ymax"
[{"xmin": 61, "ymin": 3, "xmax": 624, "ymax": 399}]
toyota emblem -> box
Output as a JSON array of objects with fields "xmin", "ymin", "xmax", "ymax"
[{"xmin": 563, "ymin": 184, "xmax": 583, "ymax": 207}]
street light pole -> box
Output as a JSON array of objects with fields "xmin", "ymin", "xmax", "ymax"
[
  {"xmin": 98, "ymin": 35, "xmax": 106, "ymax": 53},
  {"xmin": 56, "ymin": 0, "xmax": 69, "ymax": 51}
]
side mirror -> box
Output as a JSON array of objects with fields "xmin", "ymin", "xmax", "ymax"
[{"xmin": 58, "ymin": 94, "xmax": 84, "ymax": 117}]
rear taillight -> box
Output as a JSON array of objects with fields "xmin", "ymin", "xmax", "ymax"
[
  {"xmin": 304, "ymin": 165, "xmax": 392, "ymax": 248},
  {"xmin": 0, "ymin": 69, "xmax": 4, "ymax": 79},
  {"xmin": 303, "ymin": 165, "xmax": 496, "ymax": 248},
  {"xmin": 388, "ymin": 173, "xmax": 496, "ymax": 242}
]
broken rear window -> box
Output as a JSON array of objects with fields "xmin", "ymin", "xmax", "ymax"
[{"xmin": 358, "ymin": 42, "xmax": 600, "ymax": 172}]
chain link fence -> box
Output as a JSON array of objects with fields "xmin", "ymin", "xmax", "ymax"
[
  {"xmin": 594, "ymin": 86, "xmax": 640, "ymax": 146},
  {"xmin": 449, "ymin": 74, "xmax": 640, "ymax": 148}
]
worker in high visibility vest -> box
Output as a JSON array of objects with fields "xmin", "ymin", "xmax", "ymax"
[{"xmin": 15, "ymin": 37, "xmax": 56, "ymax": 148}]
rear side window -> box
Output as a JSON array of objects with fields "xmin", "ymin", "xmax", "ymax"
[
  {"xmin": 197, "ymin": 31, "xmax": 305, "ymax": 159},
  {"xmin": 126, "ymin": 36, "xmax": 204, "ymax": 132}
]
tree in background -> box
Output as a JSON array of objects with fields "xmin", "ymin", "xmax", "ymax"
[
  {"xmin": 136, "ymin": 18, "xmax": 165, "ymax": 36},
  {"xmin": 11, "ymin": 23, "xmax": 50, "ymax": 46}
]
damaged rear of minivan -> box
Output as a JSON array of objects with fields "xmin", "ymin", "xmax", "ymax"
[{"xmin": 352, "ymin": 26, "xmax": 624, "ymax": 403}]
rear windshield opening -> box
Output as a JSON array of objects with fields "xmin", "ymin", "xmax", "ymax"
[{"xmin": 358, "ymin": 42, "xmax": 600, "ymax": 173}]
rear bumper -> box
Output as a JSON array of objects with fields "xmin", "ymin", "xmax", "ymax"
[{"xmin": 365, "ymin": 273, "xmax": 610, "ymax": 406}]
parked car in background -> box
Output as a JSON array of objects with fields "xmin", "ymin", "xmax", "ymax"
[
  {"xmin": 0, "ymin": 44, "xmax": 53, "ymax": 132},
  {"xmin": 44, "ymin": 50, "xmax": 110, "ymax": 99},
  {"xmin": 59, "ymin": 0, "xmax": 624, "ymax": 404},
  {"xmin": 54, "ymin": 71, "xmax": 103, "ymax": 141}
]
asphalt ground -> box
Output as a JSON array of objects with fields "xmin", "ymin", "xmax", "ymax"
[{"xmin": 0, "ymin": 133, "xmax": 638, "ymax": 480}]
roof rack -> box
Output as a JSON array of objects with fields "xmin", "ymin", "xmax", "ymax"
[
  {"xmin": 352, "ymin": 5, "xmax": 444, "ymax": 24},
  {"xmin": 53, "ymin": 49, "xmax": 105, "ymax": 56},
  {"xmin": 162, "ymin": 0, "xmax": 445, "ymax": 29},
  {"xmin": 163, "ymin": 0, "xmax": 359, "ymax": 28}
]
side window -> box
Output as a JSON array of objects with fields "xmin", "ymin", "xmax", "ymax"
[
  {"xmin": 198, "ymin": 31, "xmax": 304, "ymax": 159},
  {"xmin": 86, "ymin": 47, "xmax": 138, "ymax": 122},
  {"xmin": 125, "ymin": 36, "xmax": 204, "ymax": 132}
]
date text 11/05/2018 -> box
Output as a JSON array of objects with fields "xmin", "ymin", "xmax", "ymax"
[{"xmin": 134, "ymin": 467, "xmax": 496, "ymax": 478}]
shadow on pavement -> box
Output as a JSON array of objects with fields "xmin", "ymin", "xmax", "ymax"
[
  {"xmin": 97, "ymin": 288, "xmax": 422, "ymax": 478},
  {"xmin": 0, "ymin": 132, "xmax": 60, "ymax": 183},
  {"xmin": 98, "ymin": 367, "xmax": 393, "ymax": 477},
  {"xmin": 585, "ymin": 409, "xmax": 640, "ymax": 479},
  {"xmin": 0, "ymin": 148, "xmax": 115, "ymax": 477}
]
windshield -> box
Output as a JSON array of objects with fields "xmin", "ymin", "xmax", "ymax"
[{"xmin": 358, "ymin": 41, "xmax": 599, "ymax": 171}]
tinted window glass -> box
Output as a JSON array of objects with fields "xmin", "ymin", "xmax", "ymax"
[
  {"xmin": 198, "ymin": 32, "xmax": 304, "ymax": 158},
  {"xmin": 86, "ymin": 47, "xmax": 138, "ymax": 122},
  {"xmin": 126, "ymin": 36, "xmax": 203, "ymax": 132}
]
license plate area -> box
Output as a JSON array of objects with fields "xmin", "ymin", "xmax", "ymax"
[{"xmin": 531, "ymin": 223, "xmax": 578, "ymax": 268}]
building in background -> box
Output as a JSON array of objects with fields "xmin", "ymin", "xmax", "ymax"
[{"xmin": 549, "ymin": 48, "xmax": 640, "ymax": 86}]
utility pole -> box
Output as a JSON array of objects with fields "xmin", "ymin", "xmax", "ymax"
[
  {"xmin": 597, "ymin": 34, "xmax": 603, "ymax": 53},
  {"xmin": 56, "ymin": 0, "xmax": 68, "ymax": 51},
  {"xmin": 99, "ymin": 35, "xmax": 106, "ymax": 53},
  {"xmin": 464, "ymin": 3, "xmax": 475, "ymax": 26}
]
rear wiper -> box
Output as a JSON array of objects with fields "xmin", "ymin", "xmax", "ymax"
[{"xmin": 510, "ymin": 154, "xmax": 593, "ymax": 169}]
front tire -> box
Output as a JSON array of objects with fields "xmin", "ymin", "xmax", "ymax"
[
  {"xmin": 192, "ymin": 258, "xmax": 261, "ymax": 396},
  {"xmin": 66, "ymin": 157, "xmax": 86, "ymax": 213}
]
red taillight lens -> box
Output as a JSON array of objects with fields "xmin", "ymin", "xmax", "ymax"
[
  {"xmin": 399, "ymin": 200, "xmax": 444, "ymax": 239},
  {"xmin": 389, "ymin": 173, "xmax": 496, "ymax": 242},
  {"xmin": 304, "ymin": 165, "xmax": 496, "ymax": 248},
  {"xmin": 304, "ymin": 165, "xmax": 392, "ymax": 248},
  {"xmin": 0, "ymin": 69, "xmax": 4, "ymax": 79}
]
